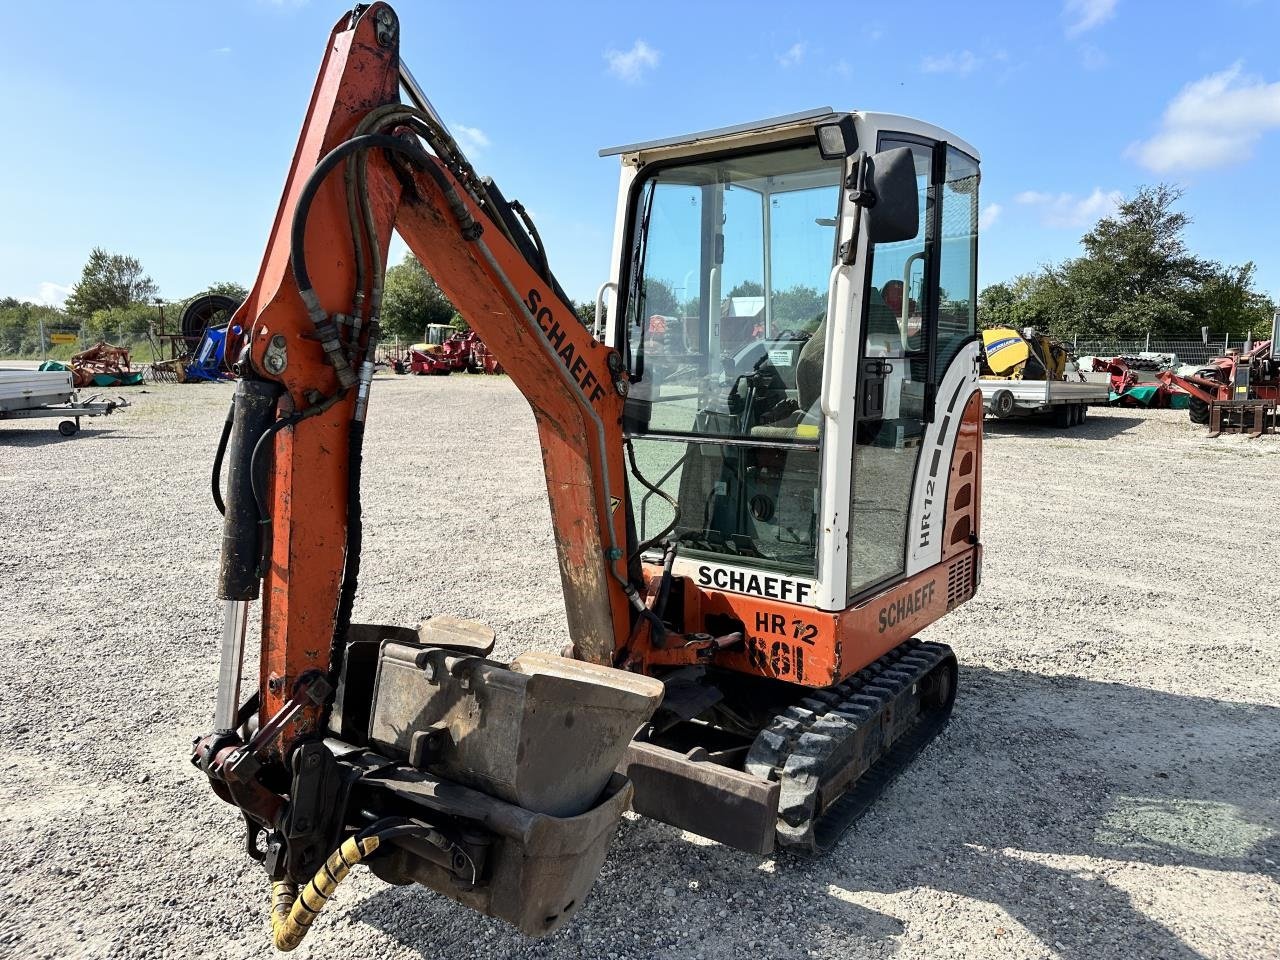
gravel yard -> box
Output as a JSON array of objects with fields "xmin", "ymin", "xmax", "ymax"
[{"xmin": 1, "ymin": 373, "xmax": 1277, "ymax": 960}]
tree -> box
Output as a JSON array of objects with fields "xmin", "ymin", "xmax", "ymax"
[
  {"xmin": 380, "ymin": 252, "xmax": 456, "ymax": 340},
  {"xmin": 643, "ymin": 277, "xmax": 680, "ymax": 317},
  {"xmin": 574, "ymin": 300, "xmax": 596, "ymax": 329},
  {"xmin": 1194, "ymin": 262, "xmax": 1275, "ymax": 339},
  {"xmin": 727, "ymin": 280, "xmax": 764, "ymax": 298},
  {"xmin": 202, "ymin": 281, "xmax": 249, "ymax": 302},
  {"xmin": 980, "ymin": 184, "xmax": 1273, "ymax": 340},
  {"xmin": 84, "ymin": 303, "xmax": 157, "ymax": 345},
  {"xmin": 771, "ymin": 284, "xmax": 826, "ymax": 330},
  {"xmin": 0, "ymin": 300, "xmax": 70, "ymax": 356},
  {"xmin": 64, "ymin": 248, "xmax": 157, "ymax": 317}
]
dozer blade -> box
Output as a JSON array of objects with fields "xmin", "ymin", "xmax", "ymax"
[
  {"xmin": 618, "ymin": 638, "xmax": 957, "ymax": 856},
  {"xmin": 746, "ymin": 638, "xmax": 957, "ymax": 853},
  {"xmin": 326, "ymin": 626, "xmax": 663, "ymax": 936}
]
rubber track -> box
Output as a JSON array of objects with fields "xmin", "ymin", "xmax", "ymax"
[{"xmin": 744, "ymin": 638, "xmax": 956, "ymax": 853}]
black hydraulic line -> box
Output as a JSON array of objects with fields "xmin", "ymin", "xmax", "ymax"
[
  {"xmin": 248, "ymin": 412, "xmax": 301, "ymax": 576},
  {"xmin": 327, "ymin": 417, "xmax": 364, "ymax": 684},
  {"xmin": 212, "ymin": 398, "xmax": 235, "ymax": 516},
  {"xmin": 509, "ymin": 198, "xmax": 551, "ymax": 282},
  {"xmin": 625, "ymin": 439, "xmax": 680, "ymax": 559},
  {"xmin": 343, "ymin": 149, "xmax": 370, "ymax": 334},
  {"xmin": 245, "ymin": 388, "xmax": 346, "ymax": 576},
  {"xmin": 291, "ymin": 134, "xmax": 480, "ymax": 299},
  {"xmin": 653, "ymin": 539, "xmax": 678, "ymax": 622},
  {"xmin": 292, "ymin": 135, "xmax": 416, "ymax": 293},
  {"xmin": 218, "ymin": 380, "xmax": 284, "ymax": 601}
]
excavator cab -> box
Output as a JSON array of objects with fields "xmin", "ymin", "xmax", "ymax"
[
  {"xmin": 602, "ymin": 113, "xmax": 985, "ymax": 852},
  {"xmin": 605, "ymin": 111, "xmax": 981, "ymax": 607}
]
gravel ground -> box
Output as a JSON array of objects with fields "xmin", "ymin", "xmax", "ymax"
[{"xmin": 1, "ymin": 373, "xmax": 1277, "ymax": 960}]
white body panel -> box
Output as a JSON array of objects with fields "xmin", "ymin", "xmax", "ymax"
[
  {"xmin": 906, "ymin": 342, "xmax": 981, "ymax": 575},
  {"xmin": 0, "ymin": 368, "xmax": 75, "ymax": 412}
]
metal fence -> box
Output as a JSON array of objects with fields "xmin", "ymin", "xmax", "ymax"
[
  {"xmin": 0, "ymin": 321, "xmax": 88, "ymax": 358},
  {"xmin": 1, "ymin": 320, "xmax": 158, "ymax": 360},
  {"xmin": 1071, "ymin": 336, "xmax": 1257, "ymax": 367}
]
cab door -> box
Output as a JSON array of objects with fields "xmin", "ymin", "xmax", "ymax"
[{"xmin": 846, "ymin": 136, "xmax": 938, "ymax": 597}]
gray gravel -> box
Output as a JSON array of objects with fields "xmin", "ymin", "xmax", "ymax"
[{"xmin": 1, "ymin": 374, "xmax": 1277, "ymax": 960}]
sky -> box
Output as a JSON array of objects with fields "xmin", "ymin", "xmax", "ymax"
[{"xmin": 2, "ymin": 0, "xmax": 1278, "ymax": 309}]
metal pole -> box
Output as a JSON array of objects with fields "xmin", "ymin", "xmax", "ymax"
[
  {"xmin": 1144, "ymin": 331, "xmax": 1150, "ymax": 351},
  {"xmin": 214, "ymin": 599, "xmax": 250, "ymax": 732},
  {"xmin": 399, "ymin": 61, "xmax": 449, "ymax": 134},
  {"xmin": 37, "ymin": 315, "xmax": 47, "ymax": 360}
]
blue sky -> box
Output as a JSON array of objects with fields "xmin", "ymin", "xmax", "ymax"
[{"xmin": 2, "ymin": 0, "xmax": 1278, "ymax": 309}]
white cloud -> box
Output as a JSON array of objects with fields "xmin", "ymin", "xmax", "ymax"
[
  {"xmin": 211, "ymin": 46, "xmax": 232, "ymax": 56},
  {"xmin": 1064, "ymin": 0, "xmax": 1118, "ymax": 36},
  {"xmin": 1016, "ymin": 188, "xmax": 1123, "ymax": 228},
  {"xmin": 452, "ymin": 123, "xmax": 490, "ymax": 155},
  {"xmin": 33, "ymin": 282, "xmax": 71, "ymax": 307},
  {"xmin": 921, "ymin": 50, "xmax": 980, "ymax": 76},
  {"xmin": 777, "ymin": 43, "xmax": 805, "ymax": 68},
  {"xmin": 979, "ymin": 203, "xmax": 1003, "ymax": 230},
  {"xmin": 1128, "ymin": 62, "xmax": 1280, "ymax": 172},
  {"xmin": 605, "ymin": 40, "xmax": 660, "ymax": 83}
]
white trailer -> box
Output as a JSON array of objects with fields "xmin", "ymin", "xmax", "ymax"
[
  {"xmin": 0, "ymin": 368, "xmax": 127, "ymax": 436},
  {"xmin": 979, "ymin": 374, "xmax": 1110, "ymax": 427}
]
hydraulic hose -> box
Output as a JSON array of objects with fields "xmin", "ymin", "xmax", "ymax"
[
  {"xmin": 211, "ymin": 398, "xmax": 235, "ymax": 516},
  {"xmin": 327, "ymin": 417, "xmax": 365, "ymax": 682},
  {"xmin": 269, "ymin": 833, "xmax": 380, "ymax": 952},
  {"xmin": 289, "ymin": 134, "xmax": 433, "ymax": 387},
  {"xmin": 268, "ymin": 819, "xmax": 424, "ymax": 952}
]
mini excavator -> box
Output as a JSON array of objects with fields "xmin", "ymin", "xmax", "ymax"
[{"xmin": 192, "ymin": 4, "xmax": 985, "ymax": 949}]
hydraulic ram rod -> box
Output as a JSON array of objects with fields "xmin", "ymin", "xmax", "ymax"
[{"xmin": 214, "ymin": 378, "xmax": 282, "ymax": 732}]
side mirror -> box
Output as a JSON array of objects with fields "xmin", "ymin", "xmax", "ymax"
[{"xmin": 864, "ymin": 147, "xmax": 919, "ymax": 244}]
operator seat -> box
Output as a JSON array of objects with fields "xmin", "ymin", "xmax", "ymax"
[{"xmin": 796, "ymin": 318, "xmax": 824, "ymax": 413}]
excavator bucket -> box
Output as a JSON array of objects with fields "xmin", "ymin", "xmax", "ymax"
[{"xmin": 323, "ymin": 623, "xmax": 663, "ymax": 936}]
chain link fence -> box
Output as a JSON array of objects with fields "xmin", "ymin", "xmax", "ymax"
[
  {"xmin": 1, "ymin": 318, "xmax": 163, "ymax": 361},
  {"xmin": 0, "ymin": 321, "xmax": 87, "ymax": 359},
  {"xmin": 1071, "ymin": 336, "xmax": 1257, "ymax": 368}
]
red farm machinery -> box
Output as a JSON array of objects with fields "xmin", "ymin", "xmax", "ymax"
[
  {"xmin": 1159, "ymin": 316, "xmax": 1278, "ymax": 437},
  {"xmin": 408, "ymin": 326, "xmax": 502, "ymax": 376}
]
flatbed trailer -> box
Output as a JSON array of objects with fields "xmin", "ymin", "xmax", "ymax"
[
  {"xmin": 979, "ymin": 375, "xmax": 1110, "ymax": 427},
  {"xmin": 0, "ymin": 368, "xmax": 127, "ymax": 436}
]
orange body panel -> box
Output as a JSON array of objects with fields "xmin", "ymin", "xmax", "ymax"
[
  {"xmin": 236, "ymin": 4, "xmax": 636, "ymax": 749},
  {"xmin": 386, "ymin": 166, "xmax": 633, "ymax": 664},
  {"xmin": 231, "ymin": 8, "xmax": 401, "ymax": 734}
]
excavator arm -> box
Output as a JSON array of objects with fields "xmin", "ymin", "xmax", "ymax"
[{"xmin": 193, "ymin": 4, "xmax": 661, "ymax": 947}]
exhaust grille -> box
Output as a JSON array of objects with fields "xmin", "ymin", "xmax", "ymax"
[{"xmin": 946, "ymin": 555, "xmax": 974, "ymax": 609}]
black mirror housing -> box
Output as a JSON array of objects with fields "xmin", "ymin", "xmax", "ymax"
[{"xmin": 865, "ymin": 147, "xmax": 919, "ymax": 244}]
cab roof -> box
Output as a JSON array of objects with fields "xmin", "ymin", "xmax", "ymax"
[{"xmin": 599, "ymin": 108, "xmax": 980, "ymax": 164}]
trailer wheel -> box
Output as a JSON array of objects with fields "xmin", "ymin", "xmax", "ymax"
[
  {"xmin": 1079, "ymin": 403, "xmax": 1089, "ymax": 421},
  {"xmin": 991, "ymin": 389, "xmax": 1015, "ymax": 419},
  {"xmin": 58, "ymin": 419, "xmax": 79, "ymax": 437},
  {"xmin": 1054, "ymin": 404, "xmax": 1073, "ymax": 428}
]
